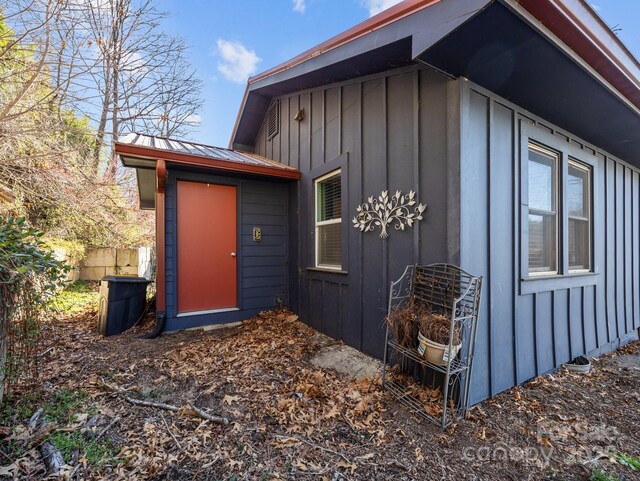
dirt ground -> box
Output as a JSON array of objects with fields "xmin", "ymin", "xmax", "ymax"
[{"xmin": 1, "ymin": 308, "xmax": 640, "ymax": 480}]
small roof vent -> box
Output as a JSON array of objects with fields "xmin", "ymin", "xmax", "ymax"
[{"xmin": 267, "ymin": 100, "xmax": 279, "ymax": 140}]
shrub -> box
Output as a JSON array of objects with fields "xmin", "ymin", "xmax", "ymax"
[{"xmin": 0, "ymin": 216, "xmax": 68, "ymax": 402}]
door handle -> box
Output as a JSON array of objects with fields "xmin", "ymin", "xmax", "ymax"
[{"xmin": 231, "ymin": 252, "xmax": 236, "ymax": 257}]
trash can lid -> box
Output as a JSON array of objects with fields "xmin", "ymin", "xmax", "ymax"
[{"xmin": 100, "ymin": 275, "xmax": 151, "ymax": 283}]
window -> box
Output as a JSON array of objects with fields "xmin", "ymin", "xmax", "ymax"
[
  {"xmin": 568, "ymin": 160, "xmax": 591, "ymax": 271},
  {"xmin": 525, "ymin": 140, "xmax": 593, "ymax": 278},
  {"xmin": 315, "ymin": 170, "xmax": 342, "ymax": 269},
  {"xmin": 528, "ymin": 143, "xmax": 558, "ymax": 275}
]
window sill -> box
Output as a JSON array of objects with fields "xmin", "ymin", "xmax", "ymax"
[
  {"xmin": 519, "ymin": 271, "xmax": 598, "ymax": 295},
  {"xmin": 307, "ymin": 267, "xmax": 348, "ymax": 275}
]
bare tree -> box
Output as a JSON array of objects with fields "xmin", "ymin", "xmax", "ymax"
[
  {"xmin": 0, "ymin": 0, "xmax": 201, "ymax": 247},
  {"xmin": 80, "ymin": 0, "xmax": 203, "ymax": 179}
]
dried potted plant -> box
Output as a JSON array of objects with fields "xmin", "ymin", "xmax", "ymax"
[
  {"xmin": 417, "ymin": 311, "xmax": 462, "ymax": 366},
  {"xmin": 385, "ymin": 299, "xmax": 422, "ymax": 348}
]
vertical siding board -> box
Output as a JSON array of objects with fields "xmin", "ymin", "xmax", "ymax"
[
  {"xmin": 323, "ymin": 282, "xmax": 340, "ymax": 338},
  {"xmin": 583, "ymin": 285, "xmax": 597, "ymax": 353},
  {"xmin": 165, "ymin": 178, "xmax": 176, "ymax": 317},
  {"xmin": 489, "ymin": 101, "xmax": 516, "ymax": 394},
  {"xmin": 512, "ymin": 115, "xmax": 521, "ymax": 385},
  {"xmin": 289, "ymin": 96, "xmax": 300, "ymax": 168},
  {"xmin": 605, "ymin": 159, "xmax": 617, "ymax": 341},
  {"xmin": 361, "ymin": 78, "xmax": 387, "ymax": 358},
  {"xmin": 516, "ymin": 295, "xmax": 537, "ymax": 382},
  {"xmin": 271, "ymin": 107, "xmax": 280, "ymax": 161},
  {"xmin": 308, "ymin": 279, "xmax": 323, "ymax": 330},
  {"xmin": 615, "ymin": 163, "xmax": 625, "ymax": 339},
  {"xmin": 419, "ymin": 70, "xmax": 449, "ymax": 264},
  {"xmin": 413, "ymin": 71, "xmax": 420, "ymax": 263},
  {"xmin": 535, "ymin": 292, "xmax": 554, "ymax": 373},
  {"xmin": 594, "ymin": 154, "xmax": 608, "ymax": 348},
  {"xmin": 553, "ymin": 289, "xmax": 571, "ymax": 364},
  {"xmin": 634, "ymin": 172, "xmax": 640, "ymax": 329},
  {"xmin": 624, "ymin": 168, "xmax": 633, "ymax": 333},
  {"xmin": 281, "ymin": 97, "xmax": 290, "ymax": 166},
  {"xmin": 569, "ymin": 287, "xmax": 584, "ymax": 358},
  {"xmin": 299, "ymin": 93, "xmax": 312, "ymax": 321},
  {"xmin": 342, "ymin": 82, "xmax": 363, "ymax": 349},
  {"xmin": 311, "ymin": 91, "xmax": 323, "ymax": 170},
  {"xmin": 387, "ymin": 73, "xmax": 416, "ymax": 283},
  {"xmin": 325, "ymin": 87, "xmax": 340, "ymax": 162},
  {"xmin": 462, "ymin": 89, "xmax": 490, "ymax": 403}
]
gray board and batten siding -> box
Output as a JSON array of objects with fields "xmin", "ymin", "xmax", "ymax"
[
  {"xmin": 255, "ymin": 64, "xmax": 454, "ymax": 362},
  {"xmin": 252, "ymin": 63, "xmax": 640, "ymax": 405},
  {"xmin": 459, "ymin": 81, "xmax": 640, "ymax": 402},
  {"xmin": 163, "ymin": 168, "xmax": 290, "ymax": 331}
]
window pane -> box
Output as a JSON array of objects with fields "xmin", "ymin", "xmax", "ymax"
[
  {"xmin": 529, "ymin": 213, "xmax": 556, "ymax": 273},
  {"xmin": 569, "ymin": 218, "xmax": 589, "ymax": 270},
  {"xmin": 317, "ymin": 223, "xmax": 341, "ymax": 267},
  {"xmin": 317, "ymin": 174, "xmax": 341, "ymax": 221},
  {"xmin": 568, "ymin": 163, "xmax": 588, "ymax": 218},
  {"xmin": 528, "ymin": 147, "xmax": 556, "ymax": 212}
]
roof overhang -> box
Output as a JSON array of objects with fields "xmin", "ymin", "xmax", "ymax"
[
  {"xmin": 231, "ymin": 0, "xmax": 640, "ymax": 165},
  {"xmin": 115, "ymin": 135, "xmax": 301, "ymax": 210}
]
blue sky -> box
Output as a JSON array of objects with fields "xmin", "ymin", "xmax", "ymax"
[{"xmin": 155, "ymin": 0, "xmax": 640, "ymax": 148}]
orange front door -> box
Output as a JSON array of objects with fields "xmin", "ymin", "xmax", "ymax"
[{"xmin": 177, "ymin": 181, "xmax": 237, "ymax": 313}]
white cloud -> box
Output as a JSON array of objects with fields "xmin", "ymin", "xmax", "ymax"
[
  {"xmin": 292, "ymin": 0, "xmax": 306, "ymax": 13},
  {"xmin": 215, "ymin": 39, "xmax": 261, "ymax": 84},
  {"xmin": 185, "ymin": 114, "xmax": 202, "ymax": 124},
  {"xmin": 363, "ymin": 0, "xmax": 403, "ymax": 17}
]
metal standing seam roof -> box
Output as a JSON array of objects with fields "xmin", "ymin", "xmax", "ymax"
[{"xmin": 116, "ymin": 133, "xmax": 300, "ymax": 179}]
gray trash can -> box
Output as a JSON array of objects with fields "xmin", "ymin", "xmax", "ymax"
[{"xmin": 98, "ymin": 276, "xmax": 150, "ymax": 336}]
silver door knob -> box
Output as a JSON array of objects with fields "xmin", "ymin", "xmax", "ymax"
[{"xmin": 231, "ymin": 252, "xmax": 236, "ymax": 257}]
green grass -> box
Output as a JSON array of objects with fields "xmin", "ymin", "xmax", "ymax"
[
  {"xmin": 43, "ymin": 387, "xmax": 94, "ymax": 424},
  {"xmin": 49, "ymin": 280, "xmax": 99, "ymax": 313},
  {"xmin": 1, "ymin": 387, "xmax": 91, "ymax": 426},
  {"xmin": 1, "ymin": 387, "xmax": 99, "ymax": 462},
  {"xmin": 590, "ymin": 468, "xmax": 621, "ymax": 481},
  {"xmin": 49, "ymin": 431, "xmax": 120, "ymax": 465},
  {"xmin": 615, "ymin": 453, "xmax": 640, "ymax": 471},
  {"xmin": 0, "ymin": 392, "xmax": 39, "ymax": 424}
]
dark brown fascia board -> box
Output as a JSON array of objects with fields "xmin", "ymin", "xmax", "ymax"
[
  {"xmin": 505, "ymin": 0, "xmax": 640, "ymax": 113},
  {"xmin": 115, "ymin": 142, "xmax": 301, "ymax": 180}
]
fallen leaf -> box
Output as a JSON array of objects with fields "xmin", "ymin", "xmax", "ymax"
[
  {"xmin": 223, "ymin": 395, "xmax": 240, "ymax": 405},
  {"xmin": 337, "ymin": 459, "xmax": 357, "ymax": 473}
]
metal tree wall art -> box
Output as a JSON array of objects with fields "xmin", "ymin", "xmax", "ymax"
[{"xmin": 352, "ymin": 190, "xmax": 427, "ymax": 238}]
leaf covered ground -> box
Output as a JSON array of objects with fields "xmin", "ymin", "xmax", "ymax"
[{"xmin": 1, "ymin": 301, "xmax": 639, "ymax": 480}]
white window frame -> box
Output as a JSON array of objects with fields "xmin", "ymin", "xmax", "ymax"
[
  {"xmin": 567, "ymin": 159, "xmax": 592, "ymax": 273},
  {"xmin": 314, "ymin": 169, "xmax": 342, "ymax": 270},
  {"xmin": 520, "ymin": 123, "xmax": 599, "ymax": 295},
  {"xmin": 527, "ymin": 142, "xmax": 560, "ymax": 277}
]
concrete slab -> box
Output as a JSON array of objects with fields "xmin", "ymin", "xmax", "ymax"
[{"xmin": 310, "ymin": 343, "xmax": 383, "ymax": 380}]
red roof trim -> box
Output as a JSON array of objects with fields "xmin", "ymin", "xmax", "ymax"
[{"xmin": 115, "ymin": 142, "xmax": 301, "ymax": 180}]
